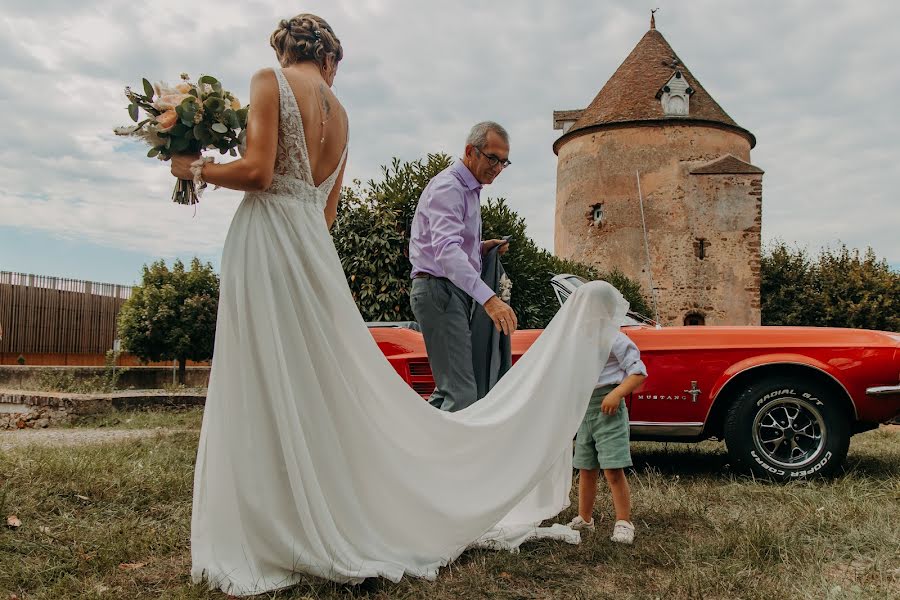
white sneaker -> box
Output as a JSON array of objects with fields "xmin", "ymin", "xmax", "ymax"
[
  {"xmin": 567, "ymin": 515, "xmax": 595, "ymax": 531},
  {"xmin": 610, "ymin": 520, "xmax": 634, "ymax": 544}
]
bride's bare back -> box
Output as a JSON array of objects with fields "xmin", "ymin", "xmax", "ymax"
[{"xmin": 279, "ymin": 65, "xmax": 348, "ymax": 187}]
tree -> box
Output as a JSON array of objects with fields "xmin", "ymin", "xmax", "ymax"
[
  {"xmin": 117, "ymin": 258, "xmax": 219, "ymax": 383},
  {"xmin": 761, "ymin": 241, "xmax": 899, "ymax": 331},
  {"xmin": 371, "ymin": 154, "xmax": 455, "ymax": 237},
  {"xmin": 813, "ymin": 244, "xmax": 899, "ymax": 331},
  {"xmin": 332, "ymin": 182, "xmax": 411, "ymax": 321},
  {"xmin": 332, "ymin": 154, "xmax": 651, "ymax": 328},
  {"xmin": 760, "ymin": 241, "xmax": 817, "ymax": 326}
]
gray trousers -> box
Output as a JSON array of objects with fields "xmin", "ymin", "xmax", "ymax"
[{"xmin": 409, "ymin": 277, "xmax": 477, "ymax": 412}]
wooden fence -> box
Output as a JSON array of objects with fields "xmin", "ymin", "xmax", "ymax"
[{"xmin": 0, "ymin": 272, "xmax": 134, "ymax": 356}]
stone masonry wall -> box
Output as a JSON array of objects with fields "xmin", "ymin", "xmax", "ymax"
[{"xmin": 555, "ymin": 124, "xmax": 761, "ymax": 325}]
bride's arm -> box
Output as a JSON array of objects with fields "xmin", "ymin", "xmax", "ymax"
[
  {"xmin": 170, "ymin": 69, "xmax": 278, "ymax": 192},
  {"xmin": 324, "ymin": 160, "xmax": 346, "ymax": 230}
]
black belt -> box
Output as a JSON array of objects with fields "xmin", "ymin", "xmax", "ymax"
[{"xmin": 414, "ymin": 272, "xmax": 447, "ymax": 280}]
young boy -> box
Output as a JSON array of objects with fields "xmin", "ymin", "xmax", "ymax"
[{"xmin": 567, "ymin": 330, "xmax": 647, "ymax": 544}]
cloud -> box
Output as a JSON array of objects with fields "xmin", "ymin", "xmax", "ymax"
[{"xmin": 1, "ymin": 0, "xmax": 898, "ymax": 278}]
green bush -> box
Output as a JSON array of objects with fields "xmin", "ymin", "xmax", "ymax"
[
  {"xmin": 761, "ymin": 241, "xmax": 899, "ymax": 330},
  {"xmin": 117, "ymin": 258, "xmax": 219, "ymax": 383}
]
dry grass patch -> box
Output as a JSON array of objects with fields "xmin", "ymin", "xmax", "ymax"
[{"xmin": 65, "ymin": 407, "xmax": 205, "ymax": 431}]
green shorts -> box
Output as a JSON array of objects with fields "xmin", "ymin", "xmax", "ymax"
[{"xmin": 573, "ymin": 385, "xmax": 632, "ymax": 471}]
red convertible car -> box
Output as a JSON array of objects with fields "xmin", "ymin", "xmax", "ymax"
[{"xmin": 370, "ymin": 275, "xmax": 900, "ymax": 481}]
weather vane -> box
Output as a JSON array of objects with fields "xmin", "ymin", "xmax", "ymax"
[{"xmin": 651, "ymin": 8, "xmax": 659, "ymax": 30}]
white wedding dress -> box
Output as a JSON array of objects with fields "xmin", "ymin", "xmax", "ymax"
[{"xmin": 190, "ymin": 68, "xmax": 628, "ymax": 596}]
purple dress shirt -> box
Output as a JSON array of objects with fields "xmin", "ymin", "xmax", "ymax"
[{"xmin": 409, "ymin": 160, "xmax": 495, "ymax": 306}]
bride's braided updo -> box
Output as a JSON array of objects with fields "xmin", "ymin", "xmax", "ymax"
[{"xmin": 270, "ymin": 14, "xmax": 343, "ymax": 68}]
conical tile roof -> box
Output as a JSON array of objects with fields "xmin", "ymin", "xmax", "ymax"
[{"xmin": 554, "ymin": 26, "xmax": 755, "ymax": 153}]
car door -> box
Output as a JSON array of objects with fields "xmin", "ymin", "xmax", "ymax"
[{"xmin": 624, "ymin": 328, "xmax": 712, "ymax": 439}]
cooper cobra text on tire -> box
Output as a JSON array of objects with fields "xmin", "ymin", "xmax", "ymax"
[{"xmin": 724, "ymin": 376, "xmax": 850, "ymax": 480}]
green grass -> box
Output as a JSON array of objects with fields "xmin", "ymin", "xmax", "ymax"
[{"xmin": 1, "ymin": 426, "xmax": 898, "ymax": 599}]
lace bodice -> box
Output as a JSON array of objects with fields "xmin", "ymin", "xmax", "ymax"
[{"xmin": 265, "ymin": 68, "xmax": 347, "ymax": 203}]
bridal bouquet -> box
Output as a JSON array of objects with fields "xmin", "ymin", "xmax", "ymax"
[{"xmin": 114, "ymin": 73, "xmax": 249, "ymax": 205}]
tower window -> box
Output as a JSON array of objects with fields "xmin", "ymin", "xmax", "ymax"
[
  {"xmin": 591, "ymin": 204, "xmax": 604, "ymax": 226},
  {"xmin": 694, "ymin": 238, "xmax": 709, "ymax": 260},
  {"xmin": 684, "ymin": 312, "xmax": 706, "ymax": 326},
  {"xmin": 659, "ymin": 71, "xmax": 692, "ymax": 116}
]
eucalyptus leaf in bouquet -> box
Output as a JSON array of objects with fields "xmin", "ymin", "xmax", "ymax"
[{"xmin": 114, "ymin": 73, "xmax": 249, "ymax": 205}]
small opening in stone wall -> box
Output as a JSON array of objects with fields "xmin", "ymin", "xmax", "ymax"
[
  {"xmin": 590, "ymin": 203, "xmax": 604, "ymax": 227},
  {"xmin": 684, "ymin": 312, "xmax": 706, "ymax": 326},
  {"xmin": 694, "ymin": 237, "xmax": 709, "ymax": 260}
]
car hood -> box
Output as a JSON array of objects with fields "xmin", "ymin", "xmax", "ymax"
[{"xmin": 626, "ymin": 326, "xmax": 900, "ymax": 351}]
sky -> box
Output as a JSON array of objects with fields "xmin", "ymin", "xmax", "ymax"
[{"xmin": 1, "ymin": 0, "xmax": 898, "ymax": 286}]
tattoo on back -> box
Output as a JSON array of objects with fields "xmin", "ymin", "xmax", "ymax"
[{"xmin": 318, "ymin": 84, "xmax": 331, "ymax": 116}]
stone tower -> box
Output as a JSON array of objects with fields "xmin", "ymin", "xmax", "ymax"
[{"xmin": 552, "ymin": 19, "xmax": 763, "ymax": 326}]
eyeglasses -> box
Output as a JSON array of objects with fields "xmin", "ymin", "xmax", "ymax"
[{"xmin": 474, "ymin": 146, "xmax": 511, "ymax": 169}]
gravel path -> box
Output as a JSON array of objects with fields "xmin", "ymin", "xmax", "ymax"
[{"xmin": 0, "ymin": 428, "xmax": 194, "ymax": 451}]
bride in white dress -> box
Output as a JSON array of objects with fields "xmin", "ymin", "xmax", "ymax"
[{"xmin": 170, "ymin": 13, "xmax": 627, "ymax": 597}]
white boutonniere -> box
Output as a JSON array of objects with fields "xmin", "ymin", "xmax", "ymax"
[{"xmin": 498, "ymin": 273, "xmax": 512, "ymax": 303}]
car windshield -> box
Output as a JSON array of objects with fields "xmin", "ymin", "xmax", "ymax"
[{"xmin": 557, "ymin": 275, "xmax": 652, "ymax": 327}]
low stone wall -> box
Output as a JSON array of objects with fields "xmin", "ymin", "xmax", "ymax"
[
  {"xmin": 0, "ymin": 366, "xmax": 211, "ymax": 390},
  {"xmin": 0, "ymin": 407, "xmax": 67, "ymax": 430},
  {"xmin": 0, "ymin": 389, "xmax": 207, "ymax": 430}
]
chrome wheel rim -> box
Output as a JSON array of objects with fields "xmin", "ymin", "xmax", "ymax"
[{"xmin": 752, "ymin": 396, "xmax": 827, "ymax": 469}]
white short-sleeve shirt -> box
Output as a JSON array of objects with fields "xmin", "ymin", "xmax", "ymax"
[{"xmin": 596, "ymin": 331, "xmax": 647, "ymax": 388}]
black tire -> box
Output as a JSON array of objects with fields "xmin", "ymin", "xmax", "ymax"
[{"xmin": 724, "ymin": 376, "xmax": 850, "ymax": 481}]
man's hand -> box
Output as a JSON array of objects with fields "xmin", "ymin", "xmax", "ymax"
[
  {"xmin": 482, "ymin": 239, "xmax": 510, "ymax": 256},
  {"xmin": 600, "ymin": 392, "xmax": 623, "ymax": 416},
  {"xmin": 484, "ymin": 295, "xmax": 517, "ymax": 335}
]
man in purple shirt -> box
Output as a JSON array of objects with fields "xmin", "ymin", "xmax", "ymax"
[{"xmin": 409, "ymin": 122, "xmax": 518, "ymax": 412}]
